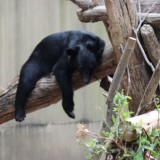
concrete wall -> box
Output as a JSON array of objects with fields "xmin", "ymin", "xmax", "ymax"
[{"xmin": 0, "ymin": 1, "xmax": 108, "ymax": 160}]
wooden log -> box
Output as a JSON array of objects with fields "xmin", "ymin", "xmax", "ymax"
[
  {"xmin": 140, "ymin": 24, "xmax": 160, "ymax": 66},
  {"xmin": 0, "ymin": 45, "xmax": 116, "ymax": 125},
  {"xmin": 120, "ymin": 110, "xmax": 160, "ymax": 142},
  {"xmin": 129, "ymin": 110, "xmax": 160, "ymax": 131}
]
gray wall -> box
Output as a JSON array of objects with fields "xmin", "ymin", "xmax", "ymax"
[{"xmin": 0, "ymin": 1, "xmax": 108, "ymax": 160}]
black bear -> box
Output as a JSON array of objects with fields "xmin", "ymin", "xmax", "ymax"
[{"xmin": 15, "ymin": 30, "xmax": 105, "ymax": 122}]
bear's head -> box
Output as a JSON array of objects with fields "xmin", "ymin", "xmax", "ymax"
[{"xmin": 67, "ymin": 37, "xmax": 105, "ymax": 84}]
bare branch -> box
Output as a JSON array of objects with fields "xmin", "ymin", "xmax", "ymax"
[
  {"xmin": 106, "ymin": 37, "xmax": 136, "ymax": 127},
  {"xmin": 107, "ymin": 37, "xmax": 136, "ymax": 109},
  {"xmin": 138, "ymin": 13, "xmax": 160, "ymax": 26},
  {"xmin": 136, "ymin": 60, "xmax": 160, "ymax": 115},
  {"xmin": 133, "ymin": 29, "xmax": 155, "ymax": 72},
  {"xmin": 136, "ymin": 0, "xmax": 159, "ymax": 32}
]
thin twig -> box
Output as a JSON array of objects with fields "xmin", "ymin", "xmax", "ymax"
[
  {"xmin": 134, "ymin": 0, "xmax": 160, "ymax": 73},
  {"xmin": 136, "ymin": 0, "xmax": 159, "ymax": 32},
  {"xmin": 133, "ymin": 29, "xmax": 155, "ymax": 72},
  {"xmin": 126, "ymin": 65, "xmax": 131, "ymax": 96},
  {"xmin": 137, "ymin": 0, "xmax": 141, "ymax": 21}
]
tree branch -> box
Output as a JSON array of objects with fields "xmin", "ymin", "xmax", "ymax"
[
  {"xmin": 140, "ymin": 24, "xmax": 160, "ymax": 66},
  {"xmin": 136, "ymin": 60, "xmax": 160, "ymax": 115},
  {"xmin": 77, "ymin": 6, "xmax": 107, "ymax": 23},
  {"xmin": 69, "ymin": 0, "xmax": 99, "ymax": 10},
  {"xmin": 138, "ymin": 13, "xmax": 160, "ymax": 26},
  {"xmin": 105, "ymin": 37, "xmax": 136, "ymax": 128},
  {"xmin": 70, "ymin": 0, "xmax": 107, "ymax": 23},
  {"xmin": 0, "ymin": 45, "xmax": 116, "ymax": 124}
]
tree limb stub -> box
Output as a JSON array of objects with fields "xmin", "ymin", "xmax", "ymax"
[
  {"xmin": 70, "ymin": 0, "xmax": 100, "ymax": 11},
  {"xmin": 0, "ymin": 45, "xmax": 115, "ymax": 125},
  {"xmin": 70, "ymin": 0, "xmax": 107, "ymax": 23},
  {"xmin": 128, "ymin": 110, "xmax": 160, "ymax": 131},
  {"xmin": 140, "ymin": 24, "xmax": 160, "ymax": 66},
  {"xmin": 77, "ymin": 6, "xmax": 107, "ymax": 23}
]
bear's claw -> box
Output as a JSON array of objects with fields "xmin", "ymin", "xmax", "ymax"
[
  {"xmin": 67, "ymin": 111, "xmax": 75, "ymax": 119},
  {"xmin": 15, "ymin": 110, "xmax": 26, "ymax": 122}
]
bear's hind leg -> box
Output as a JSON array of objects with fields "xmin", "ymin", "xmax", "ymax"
[{"xmin": 15, "ymin": 62, "xmax": 43, "ymax": 122}]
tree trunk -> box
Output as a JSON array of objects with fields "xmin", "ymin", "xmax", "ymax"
[{"xmin": 104, "ymin": 0, "xmax": 151, "ymax": 113}]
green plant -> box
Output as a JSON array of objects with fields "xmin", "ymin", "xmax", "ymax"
[{"xmin": 76, "ymin": 91, "xmax": 160, "ymax": 160}]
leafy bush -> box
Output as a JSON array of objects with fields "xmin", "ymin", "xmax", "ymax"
[{"xmin": 76, "ymin": 91, "xmax": 160, "ymax": 160}]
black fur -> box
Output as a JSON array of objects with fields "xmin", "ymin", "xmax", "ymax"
[{"xmin": 15, "ymin": 30, "xmax": 105, "ymax": 122}]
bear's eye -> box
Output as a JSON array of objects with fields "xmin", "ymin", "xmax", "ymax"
[
  {"xmin": 86, "ymin": 42, "xmax": 93, "ymax": 50},
  {"xmin": 86, "ymin": 41, "xmax": 98, "ymax": 52}
]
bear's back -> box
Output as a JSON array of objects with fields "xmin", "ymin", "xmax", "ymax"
[
  {"xmin": 33, "ymin": 30, "xmax": 98, "ymax": 52},
  {"xmin": 29, "ymin": 30, "xmax": 99, "ymax": 65}
]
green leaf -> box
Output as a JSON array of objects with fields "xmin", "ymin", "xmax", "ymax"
[
  {"xmin": 112, "ymin": 115, "xmax": 116, "ymax": 124},
  {"xmin": 101, "ymin": 131, "xmax": 111, "ymax": 138},
  {"xmin": 133, "ymin": 147, "xmax": 143, "ymax": 160},
  {"xmin": 143, "ymin": 145, "xmax": 154, "ymax": 151}
]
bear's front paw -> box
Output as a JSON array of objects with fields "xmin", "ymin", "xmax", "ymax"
[
  {"xmin": 15, "ymin": 109, "xmax": 26, "ymax": 122},
  {"xmin": 66, "ymin": 111, "xmax": 75, "ymax": 119}
]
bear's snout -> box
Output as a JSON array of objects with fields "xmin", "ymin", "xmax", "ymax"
[{"xmin": 82, "ymin": 74, "xmax": 91, "ymax": 84}]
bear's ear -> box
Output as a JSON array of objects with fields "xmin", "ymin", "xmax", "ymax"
[
  {"xmin": 66, "ymin": 45, "xmax": 80, "ymax": 56},
  {"xmin": 86, "ymin": 37, "xmax": 100, "ymax": 52}
]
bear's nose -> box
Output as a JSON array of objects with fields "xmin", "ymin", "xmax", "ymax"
[
  {"xmin": 80, "ymin": 71, "xmax": 91, "ymax": 84},
  {"xmin": 83, "ymin": 78, "xmax": 90, "ymax": 84},
  {"xmin": 82, "ymin": 75, "xmax": 90, "ymax": 84}
]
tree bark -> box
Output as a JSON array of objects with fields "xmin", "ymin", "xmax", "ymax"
[
  {"xmin": 77, "ymin": 6, "xmax": 107, "ymax": 23},
  {"xmin": 140, "ymin": 24, "xmax": 160, "ymax": 66},
  {"xmin": 136, "ymin": 60, "xmax": 160, "ymax": 115},
  {"xmin": 0, "ymin": 45, "xmax": 115, "ymax": 124},
  {"xmin": 104, "ymin": 0, "xmax": 151, "ymax": 113}
]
